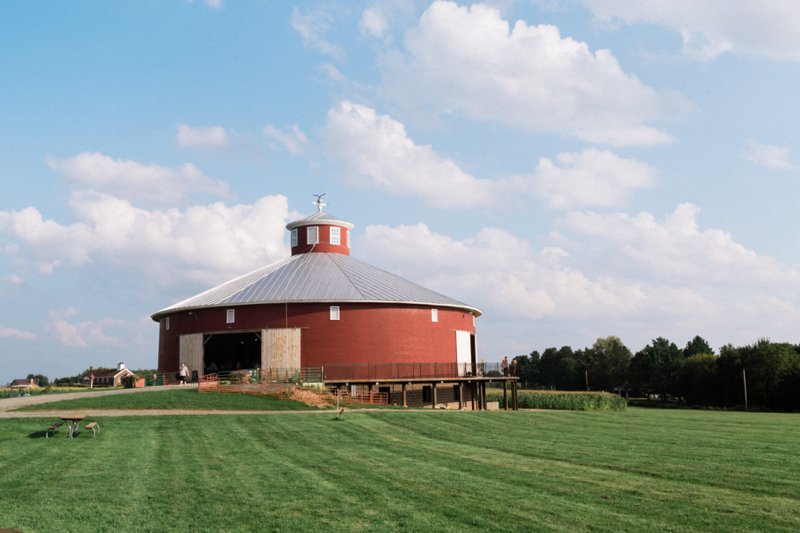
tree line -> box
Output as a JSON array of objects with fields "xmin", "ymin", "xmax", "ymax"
[{"xmin": 511, "ymin": 336, "xmax": 800, "ymax": 411}]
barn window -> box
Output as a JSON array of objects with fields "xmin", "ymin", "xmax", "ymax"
[
  {"xmin": 291, "ymin": 228, "xmax": 298, "ymax": 247},
  {"xmin": 307, "ymin": 226, "xmax": 319, "ymax": 245},
  {"xmin": 431, "ymin": 309, "xmax": 438, "ymax": 322},
  {"xmin": 330, "ymin": 226, "xmax": 341, "ymax": 245},
  {"xmin": 226, "ymin": 309, "xmax": 235, "ymax": 324},
  {"xmin": 330, "ymin": 306, "xmax": 340, "ymax": 321},
  {"xmin": 165, "ymin": 317, "xmax": 170, "ymax": 331}
]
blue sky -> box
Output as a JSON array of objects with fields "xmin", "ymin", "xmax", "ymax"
[{"xmin": 1, "ymin": 0, "xmax": 799, "ymax": 383}]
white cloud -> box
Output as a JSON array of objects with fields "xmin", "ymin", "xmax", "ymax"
[
  {"xmin": 0, "ymin": 326, "xmax": 36, "ymax": 340},
  {"xmin": 380, "ymin": 1, "xmax": 675, "ymax": 145},
  {"xmin": 744, "ymin": 140, "xmax": 793, "ymax": 169},
  {"xmin": 291, "ymin": 6, "xmax": 345, "ymax": 60},
  {"xmin": 360, "ymin": 6, "xmax": 390, "ymax": 39},
  {"xmin": 2, "ymin": 274, "xmax": 25, "ymax": 285},
  {"xmin": 361, "ymin": 223, "xmax": 646, "ymax": 320},
  {"xmin": 46, "ymin": 152, "xmax": 230, "ymax": 206},
  {"xmin": 188, "ymin": 0, "xmax": 223, "ymax": 9},
  {"xmin": 0, "ymin": 193, "xmax": 291, "ymax": 285},
  {"xmin": 45, "ymin": 308, "xmax": 123, "ymax": 348},
  {"xmin": 322, "ymin": 101, "xmax": 496, "ymax": 208},
  {"xmin": 323, "ymin": 102, "xmax": 653, "ymax": 210},
  {"xmin": 583, "ymin": 0, "xmax": 800, "ymax": 61},
  {"xmin": 560, "ymin": 203, "xmax": 799, "ymax": 286},
  {"xmin": 263, "ymin": 124, "xmax": 308, "ymax": 155},
  {"xmin": 529, "ymin": 149, "xmax": 655, "ymax": 209},
  {"xmin": 320, "ymin": 63, "xmax": 347, "ymax": 84},
  {"xmin": 176, "ymin": 123, "xmax": 229, "ymax": 148}
]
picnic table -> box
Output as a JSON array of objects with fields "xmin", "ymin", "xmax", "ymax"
[{"xmin": 59, "ymin": 415, "xmax": 86, "ymax": 439}]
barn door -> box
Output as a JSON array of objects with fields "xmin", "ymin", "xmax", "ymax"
[
  {"xmin": 261, "ymin": 328, "xmax": 301, "ymax": 371},
  {"xmin": 455, "ymin": 330, "xmax": 473, "ymax": 376},
  {"xmin": 179, "ymin": 333, "xmax": 204, "ymax": 378}
]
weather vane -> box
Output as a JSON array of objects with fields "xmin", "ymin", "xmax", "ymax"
[{"xmin": 313, "ymin": 193, "xmax": 327, "ymax": 212}]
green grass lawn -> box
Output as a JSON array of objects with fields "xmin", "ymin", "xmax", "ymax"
[
  {"xmin": 1, "ymin": 408, "xmax": 798, "ymax": 532},
  {"xmin": 17, "ymin": 387, "xmax": 320, "ymax": 411}
]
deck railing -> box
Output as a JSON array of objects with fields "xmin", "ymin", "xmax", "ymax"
[
  {"xmin": 321, "ymin": 361, "xmax": 506, "ymax": 381},
  {"xmin": 196, "ymin": 362, "xmax": 512, "ymax": 394}
]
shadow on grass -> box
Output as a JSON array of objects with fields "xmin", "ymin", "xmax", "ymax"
[{"xmin": 27, "ymin": 430, "xmax": 88, "ymax": 439}]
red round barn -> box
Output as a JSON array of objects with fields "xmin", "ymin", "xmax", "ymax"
[{"xmin": 151, "ymin": 204, "xmax": 481, "ymax": 378}]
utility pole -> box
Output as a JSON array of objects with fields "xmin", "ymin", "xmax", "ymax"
[{"xmin": 742, "ymin": 368, "xmax": 748, "ymax": 411}]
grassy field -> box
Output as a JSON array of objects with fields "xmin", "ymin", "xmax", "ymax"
[
  {"xmin": 17, "ymin": 387, "xmax": 319, "ymax": 411},
  {"xmin": 1, "ymin": 407, "xmax": 798, "ymax": 532}
]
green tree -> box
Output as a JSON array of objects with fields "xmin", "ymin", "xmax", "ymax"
[
  {"xmin": 684, "ymin": 335, "xmax": 714, "ymax": 357},
  {"xmin": 511, "ymin": 352, "xmax": 539, "ymax": 388},
  {"xmin": 715, "ymin": 340, "xmax": 800, "ymax": 409},
  {"xmin": 585, "ymin": 336, "xmax": 632, "ymax": 391},
  {"xmin": 538, "ymin": 346, "xmax": 580, "ymax": 389},
  {"xmin": 630, "ymin": 337, "xmax": 684, "ymax": 398},
  {"xmin": 26, "ymin": 373, "xmax": 49, "ymax": 387},
  {"xmin": 680, "ymin": 354, "xmax": 718, "ymax": 405}
]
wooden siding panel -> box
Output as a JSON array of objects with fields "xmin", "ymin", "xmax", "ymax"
[
  {"xmin": 179, "ymin": 333, "xmax": 204, "ymax": 377},
  {"xmin": 262, "ymin": 328, "xmax": 301, "ymax": 369}
]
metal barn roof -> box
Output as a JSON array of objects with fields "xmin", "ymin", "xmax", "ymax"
[
  {"xmin": 151, "ymin": 252, "xmax": 481, "ymax": 319},
  {"xmin": 285, "ymin": 211, "xmax": 354, "ymax": 230}
]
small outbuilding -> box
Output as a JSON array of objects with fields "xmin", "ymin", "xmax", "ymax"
[
  {"xmin": 87, "ymin": 362, "xmax": 135, "ymax": 387},
  {"xmin": 9, "ymin": 378, "xmax": 36, "ymax": 388}
]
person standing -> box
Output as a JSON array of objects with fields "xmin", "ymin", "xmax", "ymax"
[
  {"xmin": 501, "ymin": 356, "xmax": 509, "ymax": 376},
  {"xmin": 178, "ymin": 363, "xmax": 189, "ymax": 386}
]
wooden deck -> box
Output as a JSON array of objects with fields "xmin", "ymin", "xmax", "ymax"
[{"xmin": 324, "ymin": 375, "xmax": 519, "ymax": 410}]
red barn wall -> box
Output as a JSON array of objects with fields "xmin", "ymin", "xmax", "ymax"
[{"xmin": 157, "ymin": 303, "xmax": 476, "ymax": 372}]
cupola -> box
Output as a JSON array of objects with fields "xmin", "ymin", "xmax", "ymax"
[{"xmin": 285, "ymin": 195, "xmax": 354, "ymax": 256}]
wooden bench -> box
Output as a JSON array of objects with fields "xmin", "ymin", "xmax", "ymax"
[
  {"xmin": 45, "ymin": 422, "xmax": 63, "ymax": 439},
  {"xmin": 84, "ymin": 422, "xmax": 100, "ymax": 437}
]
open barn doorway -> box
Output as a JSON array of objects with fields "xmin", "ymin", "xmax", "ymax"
[{"xmin": 203, "ymin": 331, "xmax": 261, "ymax": 374}]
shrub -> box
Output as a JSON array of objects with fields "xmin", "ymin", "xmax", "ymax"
[{"xmin": 487, "ymin": 389, "xmax": 626, "ymax": 411}]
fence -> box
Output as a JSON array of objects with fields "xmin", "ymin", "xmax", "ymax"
[
  {"xmin": 329, "ymin": 387, "xmax": 389, "ymax": 406},
  {"xmin": 144, "ymin": 373, "xmax": 172, "ymax": 386},
  {"xmin": 321, "ymin": 361, "xmax": 507, "ymax": 380},
  {"xmin": 198, "ymin": 367, "xmax": 323, "ymax": 394}
]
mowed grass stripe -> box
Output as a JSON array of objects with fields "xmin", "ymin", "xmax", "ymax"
[
  {"xmin": 1, "ymin": 410, "xmax": 799, "ymax": 531},
  {"xmin": 362, "ymin": 411, "xmax": 800, "ymax": 531}
]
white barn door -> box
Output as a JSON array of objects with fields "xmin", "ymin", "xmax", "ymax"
[
  {"xmin": 179, "ymin": 333, "xmax": 204, "ymax": 378},
  {"xmin": 455, "ymin": 330, "xmax": 473, "ymax": 376}
]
